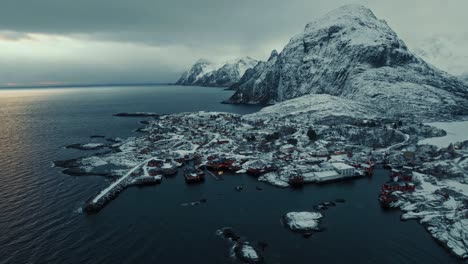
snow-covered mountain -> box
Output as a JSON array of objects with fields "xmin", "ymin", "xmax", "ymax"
[
  {"xmin": 229, "ymin": 50, "xmax": 279, "ymax": 91},
  {"xmin": 176, "ymin": 57, "xmax": 258, "ymax": 87},
  {"xmin": 226, "ymin": 5, "xmax": 468, "ymax": 119}
]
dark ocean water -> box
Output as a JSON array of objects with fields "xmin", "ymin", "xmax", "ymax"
[{"xmin": 0, "ymin": 85, "xmax": 461, "ymax": 264}]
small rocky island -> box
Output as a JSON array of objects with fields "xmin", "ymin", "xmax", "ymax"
[
  {"xmin": 217, "ymin": 227, "xmax": 263, "ymax": 264},
  {"xmin": 283, "ymin": 212, "xmax": 323, "ymax": 232}
]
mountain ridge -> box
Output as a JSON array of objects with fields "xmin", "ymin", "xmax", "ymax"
[
  {"xmin": 175, "ymin": 57, "xmax": 258, "ymax": 87},
  {"xmin": 225, "ymin": 4, "xmax": 468, "ymax": 119}
]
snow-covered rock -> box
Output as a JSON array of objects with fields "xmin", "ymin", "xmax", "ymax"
[
  {"xmin": 81, "ymin": 143, "xmax": 105, "ymax": 149},
  {"xmin": 176, "ymin": 57, "xmax": 258, "ymax": 87},
  {"xmin": 258, "ymin": 172, "xmax": 289, "ymax": 187},
  {"xmin": 396, "ymin": 172, "xmax": 468, "ymax": 259},
  {"xmin": 226, "ymin": 4, "xmax": 468, "ymax": 119},
  {"xmin": 283, "ymin": 211, "xmax": 323, "ymax": 231},
  {"xmin": 65, "ymin": 143, "xmax": 106, "ymax": 150},
  {"xmin": 217, "ymin": 227, "xmax": 262, "ymax": 264},
  {"xmin": 233, "ymin": 243, "xmax": 261, "ymax": 264}
]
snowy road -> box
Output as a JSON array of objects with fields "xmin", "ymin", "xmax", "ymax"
[{"xmin": 378, "ymin": 129, "xmax": 410, "ymax": 153}]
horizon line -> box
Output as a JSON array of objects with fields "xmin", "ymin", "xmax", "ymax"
[{"xmin": 0, "ymin": 82, "xmax": 175, "ymax": 89}]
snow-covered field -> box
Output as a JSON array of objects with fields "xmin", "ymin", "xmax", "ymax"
[
  {"xmin": 419, "ymin": 120, "xmax": 468, "ymax": 148},
  {"xmin": 244, "ymin": 94, "xmax": 377, "ymax": 122}
]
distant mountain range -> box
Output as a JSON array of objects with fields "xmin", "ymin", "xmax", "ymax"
[{"xmin": 175, "ymin": 57, "xmax": 258, "ymax": 87}]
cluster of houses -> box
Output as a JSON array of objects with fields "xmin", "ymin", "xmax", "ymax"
[
  {"xmin": 81, "ymin": 112, "xmax": 404, "ymax": 213},
  {"xmin": 378, "ymin": 166, "xmax": 417, "ymax": 208},
  {"xmin": 71, "ymin": 111, "xmax": 468, "ymax": 258},
  {"xmin": 113, "ymin": 112, "xmax": 383, "ymax": 188}
]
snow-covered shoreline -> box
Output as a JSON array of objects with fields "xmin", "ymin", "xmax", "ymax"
[{"xmin": 396, "ymin": 172, "xmax": 468, "ymax": 259}]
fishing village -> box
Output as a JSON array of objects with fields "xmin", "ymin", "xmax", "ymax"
[{"xmin": 54, "ymin": 111, "xmax": 468, "ymax": 260}]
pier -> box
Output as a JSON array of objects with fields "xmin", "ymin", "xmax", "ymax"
[{"xmin": 84, "ymin": 158, "xmax": 155, "ymax": 213}]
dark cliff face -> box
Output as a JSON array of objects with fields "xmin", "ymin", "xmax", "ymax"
[
  {"xmin": 226, "ymin": 50, "xmax": 280, "ymax": 103},
  {"xmin": 226, "ymin": 4, "xmax": 468, "ymax": 116}
]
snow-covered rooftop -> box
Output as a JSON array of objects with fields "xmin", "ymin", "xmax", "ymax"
[{"xmin": 331, "ymin": 162, "xmax": 355, "ymax": 171}]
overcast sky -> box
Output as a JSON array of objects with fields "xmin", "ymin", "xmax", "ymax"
[{"xmin": 1, "ymin": 0, "xmax": 467, "ymax": 86}]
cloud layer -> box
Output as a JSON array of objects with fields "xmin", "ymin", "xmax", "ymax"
[{"xmin": 1, "ymin": 0, "xmax": 467, "ymax": 85}]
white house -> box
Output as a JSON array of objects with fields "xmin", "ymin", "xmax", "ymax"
[{"xmin": 331, "ymin": 162, "xmax": 355, "ymax": 177}]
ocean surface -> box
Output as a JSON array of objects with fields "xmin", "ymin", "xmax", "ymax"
[{"xmin": 0, "ymin": 85, "xmax": 462, "ymax": 264}]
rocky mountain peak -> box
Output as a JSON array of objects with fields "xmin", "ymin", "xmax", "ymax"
[
  {"xmin": 304, "ymin": 4, "xmax": 377, "ymax": 30},
  {"xmin": 225, "ymin": 5, "xmax": 468, "ymax": 118},
  {"xmin": 194, "ymin": 58, "xmax": 212, "ymax": 65},
  {"xmin": 268, "ymin": 50, "xmax": 279, "ymax": 61},
  {"xmin": 176, "ymin": 57, "xmax": 258, "ymax": 87}
]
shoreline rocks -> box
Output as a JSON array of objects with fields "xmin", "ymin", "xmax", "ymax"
[
  {"xmin": 65, "ymin": 143, "xmax": 106, "ymax": 150},
  {"xmin": 217, "ymin": 227, "xmax": 263, "ymax": 264}
]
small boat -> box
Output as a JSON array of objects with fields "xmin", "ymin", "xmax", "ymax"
[
  {"xmin": 207, "ymin": 158, "xmax": 235, "ymax": 170},
  {"xmin": 378, "ymin": 191, "xmax": 398, "ymax": 209},
  {"xmin": 247, "ymin": 168, "xmax": 265, "ymax": 176},
  {"xmin": 184, "ymin": 167, "xmax": 205, "ymax": 184},
  {"xmin": 132, "ymin": 175, "xmax": 162, "ymax": 186},
  {"xmin": 288, "ymin": 175, "xmax": 305, "ymax": 187}
]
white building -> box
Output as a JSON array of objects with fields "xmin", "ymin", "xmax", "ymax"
[
  {"xmin": 331, "ymin": 162, "xmax": 355, "ymax": 177},
  {"xmin": 318, "ymin": 162, "xmax": 334, "ymax": 171},
  {"xmin": 303, "ymin": 172, "xmax": 317, "ymax": 182},
  {"xmin": 314, "ymin": 170, "xmax": 341, "ymax": 182}
]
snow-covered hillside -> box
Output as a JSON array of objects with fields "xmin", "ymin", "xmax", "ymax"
[
  {"xmin": 176, "ymin": 57, "xmax": 258, "ymax": 87},
  {"xmin": 244, "ymin": 94, "xmax": 378, "ymax": 122},
  {"xmin": 226, "ymin": 5, "xmax": 468, "ymax": 119}
]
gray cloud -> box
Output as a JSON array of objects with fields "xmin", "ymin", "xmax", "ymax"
[{"xmin": 1, "ymin": 0, "xmax": 468, "ymax": 85}]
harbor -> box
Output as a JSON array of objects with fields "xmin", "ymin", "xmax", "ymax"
[{"xmin": 2, "ymin": 86, "xmax": 465, "ymax": 264}]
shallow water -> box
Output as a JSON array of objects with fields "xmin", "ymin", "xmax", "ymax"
[
  {"xmin": 419, "ymin": 120, "xmax": 468, "ymax": 148},
  {"xmin": 0, "ymin": 85, "xmax": 461, "ymax": 263}
]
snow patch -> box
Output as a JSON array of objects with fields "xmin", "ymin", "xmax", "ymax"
[{"xmin": 284, "ymin": 211, "xmax": 323, "ymax": 231}]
